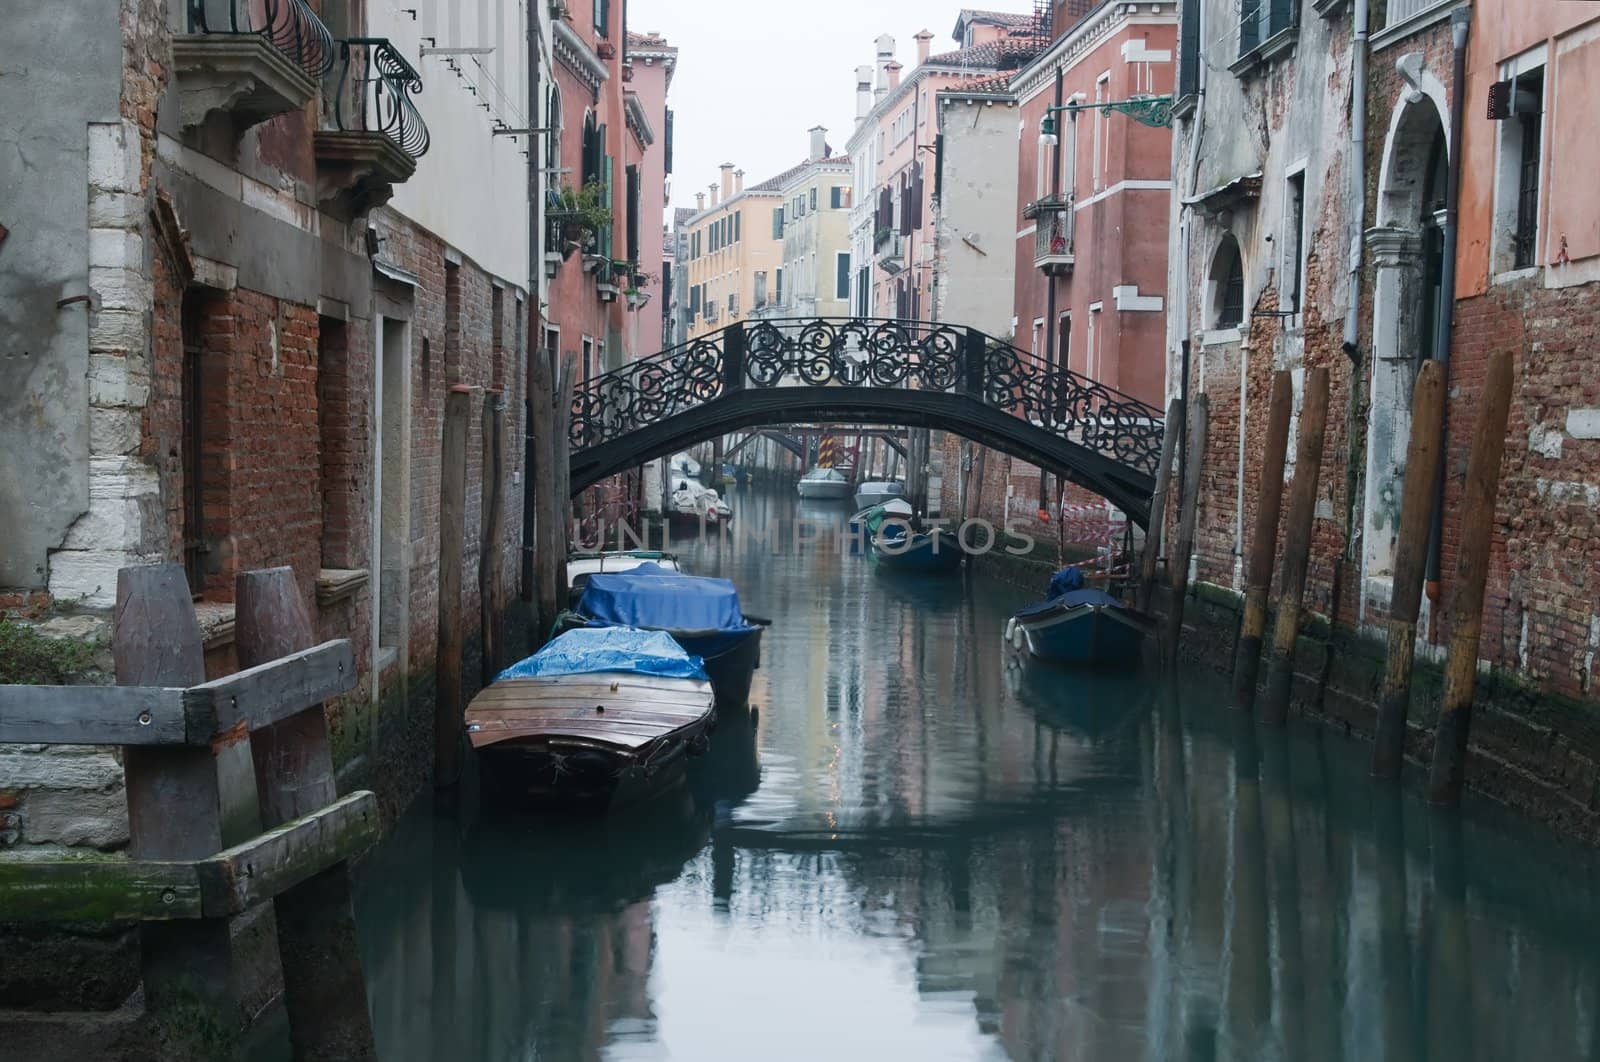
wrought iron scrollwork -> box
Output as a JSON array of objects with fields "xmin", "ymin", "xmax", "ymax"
[
  {"xmin": 983, "ymin": 341, "xmax": 1164, "ymax": 476},
  {"xmin": 568, "ymin": 334, "xmax": 726, "ymax": 450},
  {"xmin": 743, "ymin": 318, "xmax": 965, "ymax": 392},
  {"xmin": 568, "ymin": 317, "xmax": 1164, "ymax": 480},
  {"xmin": 333, "ymin": 38, "xmax": 431, "ymax": 160},
  {"xmin": 188, "ymin": 0, "xmax": 335, "ymax": 78}
]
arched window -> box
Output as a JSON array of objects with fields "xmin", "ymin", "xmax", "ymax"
[
  {"xmin": 1209, "ymin": 235, "xmax": 1245, "ymax": 329},
  {"xmin": 544, "ymin": 83, "xmax": 562, "ymax": 174}
]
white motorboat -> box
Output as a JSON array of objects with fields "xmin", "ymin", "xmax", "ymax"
[
  {"xmin": 852, "ymin": 479, "xmax": 907, "ymax": 511},
  {"xmin": 567, "ymin": 550, "xmax": 682, "ymax": 604},
  {"xmin": 796, "ymin": 467, "xmax": 852, "ymax": 500}
]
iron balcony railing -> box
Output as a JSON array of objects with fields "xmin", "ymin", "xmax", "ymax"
[
  {"xmin": 187, "ymin": 0, "xmax": 335, "ymax": 78},
  {"xmin": 1028, "ymin": 195, "xmax": 1075, "ymax": 272},
  {"xmin": 331, "ymin": 38, "xmax": 431, "ymax": 160}
]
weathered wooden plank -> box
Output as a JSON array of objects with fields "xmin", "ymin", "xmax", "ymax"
[
  {"xmin": 0, "ymin": 857, "xmax": 204, "ymax": 922},
  {"xmin": 183, "ymin": 639, "xmax": 357, "ymax": 736},
  {"xmin": 195, "ymin": 791, "xmax": 381, "ymax": 918},
  {"xmin": 114, "ymin": 563, "xmax": 238, "ymax": 1017},
  {"xmin": 1162, "ymin": 394, "xmax": 1209, "ymax": 668},
  {"xmin": 1136, "ymin": 397, "xmax": 1182, "ymax": 614},
  {"xmin": 235, "ymin": 566, "xmax": 378, "ymax": 1061},
  {"xmin": 0, "ymin": 684, "xmax": 193, "ymax": 746}
]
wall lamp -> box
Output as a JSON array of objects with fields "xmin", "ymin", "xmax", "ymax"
[{"xmin": 1038, "ymin": 93, "xmax": 1175, "ymax": 144}]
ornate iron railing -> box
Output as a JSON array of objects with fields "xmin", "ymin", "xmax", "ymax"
[
  {"xmin": 187, "ymin": 0, "xmax": 335, "ymax": 78},
  {"xmin": 568, "ymin": 318, "xmax": 1164, "ymax": 478},
  {"xmin": 331, "ymin": 38, "xmax": 430, "ymax": 159}
]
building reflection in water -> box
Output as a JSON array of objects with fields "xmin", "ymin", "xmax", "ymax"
[{"xmin": 355, "ymin": 487, "xmax": 1600, "ymax": 1062}]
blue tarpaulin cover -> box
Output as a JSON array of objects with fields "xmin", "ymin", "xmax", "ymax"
[
  {"xmin": 578, "ymin": 563, "xmax": 752, "ymax": 634},
  {"xmin": 494, "ymin": 627, "xmax": 708, "ymax": 682},
  {"xmin": 1013, "ymin": 567, "xmax": 1123, "ymax": 621}
]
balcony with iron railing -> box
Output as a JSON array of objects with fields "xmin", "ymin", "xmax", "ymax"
[
  {"xmin": 1026, "ymin": 195, "xmax": 1075, "ymax": 276},
  {"xmin": 876, "ymin": 232, "xmax": 907, "ymax": 275},
  {"xmin": 173, "ymin": 0, "xmax": 335, "ymax": 130},
  {"xmin": 315, "ymin": 37, "xmax": 430, "ymax": 219}
]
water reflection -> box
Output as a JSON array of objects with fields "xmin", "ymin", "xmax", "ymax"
[{"xmin": 356, "ymin": 487, "xmax": 1600, "ymax": 1061}]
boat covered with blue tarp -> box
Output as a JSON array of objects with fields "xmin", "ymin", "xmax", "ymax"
[
  {"xmin": 1004, "ymin": 566, "xmax": 1151, "ymax": 668},
  {"xmin": 567, "ymin": 563, "xmax": 766, "ymax": 707},
  {"xmin": 495, "ymin": 627, "xmax": 708, "ymax": 682},
  {"xmin": 465, "ymin": 627, "xmax": 716, "ymax": 810}
]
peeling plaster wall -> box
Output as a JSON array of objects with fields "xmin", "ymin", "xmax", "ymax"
[
  {"xmin": 934, "ymin": 95, "xmax": 1021, "ymax": 336},
  {"xmin": 0, "ymin": 3, "xmax": 124, "ymax": 590}
]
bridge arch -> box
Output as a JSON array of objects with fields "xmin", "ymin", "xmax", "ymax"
[{"xmin": 567, "ymin": 318, "xmax": 1165, "ymax": 526}]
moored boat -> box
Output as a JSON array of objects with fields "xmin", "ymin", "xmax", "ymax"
[
  {"xmin": 566, "ymin": 563, "xmax": 767, "ymax": 708},
  {"xmin": 847, "ymin": 499, "xmax": 913, "ymax": 554},
  {"xmin": 567, "ymin": 550, "xmax": 682, "ymax": 605},
  {"xmin": 667, "ymin": 479, "xmax": 733, "ymax": 531},
  {"xmin": 465, "ymin": 627, "xmax": 716, "ymax": 811},
  {"xmin": 796, "ymin": 466, "xmax": 852, "ymax": 500},
  {"xmin": 852, "ymin": 479, "xmax": 907, "ymax": 511},
  {"xmin": 870, "ymin": 520, "xmax": 964, "ymax": 574},
  {"xmin": 1003, "ymin": 567, "xmax": 1151, "ymax": 669}
]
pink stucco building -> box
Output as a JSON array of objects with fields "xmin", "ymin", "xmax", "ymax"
[{"xmin": 624, "ymin": 30, "xmax": 676, "ymax": 359}]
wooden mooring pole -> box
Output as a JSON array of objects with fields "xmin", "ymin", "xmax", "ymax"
[
  {"xmin": 1162, "ymin": 393, "xmax": 1208, "ymax": 668},
  {"xmin": 235, "ymin": 568, "xmax": 378, "ymax": 1061},
  {"xmin": 480, "ymin": 389, "xmax": 507, "ymax": 685},
  {"xmin": 1260, "ymin": 367, "xmax": 1330, "ymax": 725},
  {"xmin": 1427, "ymin": 350, "xmax": 1514, "ymax": 805},
  {"xmin": 1231, "ymin": 372, "xmax": 1294, "ymax": 709},
  {"xmin": 1372, "ymin": 360, "xmax": 1446, "ymax": 779},
  {"xmin": 529, "ymin": 347, "xmax": 560, "ymax": 646},
  {"xmin": 554, "ymin": 353, "xmax": 578, "ymax": 598},
  {"xmin": 1136, "ymin": 397, "xmax": 1183, "ymax": 614},
  {"xmin": 435, "ymin": 386, "xmax": 471, "ymax": 787},
  {"xmin": 115, "ymin": 564, "xmax": 237, "ymax": 1020}
]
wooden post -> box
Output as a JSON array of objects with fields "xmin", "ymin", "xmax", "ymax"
[
  {"xmin": 553, "ymin": 353, "xmax": 578, "ymax": 599},
  {"xmin": 1231, "ymin": 373, "xmax": 1294, "ymax": 708},
  {"xmin": 1260, "ymin": 367, "xmax": 1331, "ymax": 725},
  {"xmin": 235, "ymin": 568, "xmax": 378, "ymax": 1061},
  {"xmin": 1162, "ymin": 394, "xmax": 1209, "ymax": 668},
  {"xmin": 529, "ymin": 346, "xmax": 560, "ymax": 645},
  {"xmin": 436, "ymin": 386, "xmax": 471, "ymax": 787},
  {"xmin": 480, "ymin": 390, "xmax": 507, "ymax": 685},
  {"xmin": 1372, "ymin": 359, "xmax": 1447, "ymax": 779},
  {"xmin": 1137, "ymin": 397, "xmax": 1183, "ymax": 613},
  {"xmin": 1427, "ymin": 350, "xmax": 1513, "ymax": 805},
  {"xmin": 115, "ymin": 564, "xmax": 237, "ymax": 1023}
]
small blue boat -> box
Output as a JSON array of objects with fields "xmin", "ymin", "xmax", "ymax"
[
  {"xmin": 567, "ymin": 563, "xmax": 767, "ymax": 708},
  {"xmin": 870, "ymin": 520, "xmax": 964, "ymax": 574},
  {"xmin": 1005, "ymin": 567, "xmax": 1150, "ymax": 668},
  {"xmin": 847, "ymin": 498, "xmax": 913, "ymax": 553}
]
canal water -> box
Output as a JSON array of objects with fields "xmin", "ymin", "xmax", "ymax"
[{"xmin": 354, "ymin": 486, "xmax": 1600, "ymax": 1061}]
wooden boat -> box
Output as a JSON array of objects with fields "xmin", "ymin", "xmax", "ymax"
[
  {"xmin": 852, "ymin": 479, "xmax": 907, "ymax": 511},
  {"xmin": 466, "ymin": 628, "xmax": 716, "ymax": 811},
  {"xmin": 1003, "ymin": 568, "xmax": 1151, "ymax": 669},
  {"xmin": 847, "ymin": 498, "xmax": 912, "ymax": 554},
  {"xmin": 567, "ymin": 550, "xmax": 681, "ymax": 604},
  {"xmin": 566, "ymin": 563, "xmax": 767, "ymax": 709},
  {"xmin": 870, "ymin": 522, "xmax": 964, "ymax": 574},
  {"xmin": 796, "ymin": 466, "xmax": 852, "ymax": 500}
]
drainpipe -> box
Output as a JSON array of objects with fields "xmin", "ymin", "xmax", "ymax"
[
  {"xmin": 1342, "ymin": 0, "xmax": 1369, "ymax": 357},
  {"xmin": 1041, "ymin": 68, "xmax": 1064, "ymax": 512},
  {"xmin": 1425, "ymin": 7, "xmax": 1472, "ymax": 598}
]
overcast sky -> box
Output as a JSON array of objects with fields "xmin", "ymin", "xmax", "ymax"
[{"xmin": 629, "ymin": 0, "xmax": 989, "ymax": 213}]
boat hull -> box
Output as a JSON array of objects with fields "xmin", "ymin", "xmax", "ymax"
[
  {"xmin": 852, "ymin": 486, "xmax": 906, "ymax": 510},
  {"xmin": 466, "ymin": 672, "xmax": 717, "ymax": 812},
  {"xmin": 1007, "ymin": 602, "xmax": 1147, "ymax": 669},
  {"xmin": 796, "ymin": 480, "xmax": 853, "ymax": 500},
  {"xmin": 690, "ymin": 625, "xmax": 763, "ymax": 709},
  {"xmin": 871, "ymin": 530, "xmax": 964, "ymax": 573}
]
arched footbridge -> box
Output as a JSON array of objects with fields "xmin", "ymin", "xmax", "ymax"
[{"xmin": 567, "ymin": 318, "xmax": 1166, "ymax": 526}]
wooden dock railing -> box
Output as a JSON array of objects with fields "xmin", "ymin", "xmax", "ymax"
[{"xmin": 0, "ymin": 563, "xmax": 378, "ymax": 1059}]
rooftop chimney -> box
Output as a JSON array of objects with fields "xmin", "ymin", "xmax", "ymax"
[
  {"xmin": 708, "ymin": 182, "xmax": 719, "ymax": 208},
  {"xmin": 886, "ymin": 61, "xmax": 903, "ymax": 91},
  {"xmin": 808, "ymin": 126, "xmax": 828, "ymax": 162},
  {"xmin": 719, "ymin": 162, "xmax": 735, "ymax": 202},
  {"xmin": 874, "ymin": 34, "xmax": 895, "ymax": 101},
  {"xmin": 855, "ymin": 64, "xmax": 874, "ymax": 124},
  {"xmin": 914, "ymin": 29, "xmax": 934, "ymax": 66},
  {"xmin": 695, "ymin": 191, "xmax": 705, "ymax": 211},
  {"xmin": 734, "ymin": 168, "xmax": 745, "ymax": 193}
]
